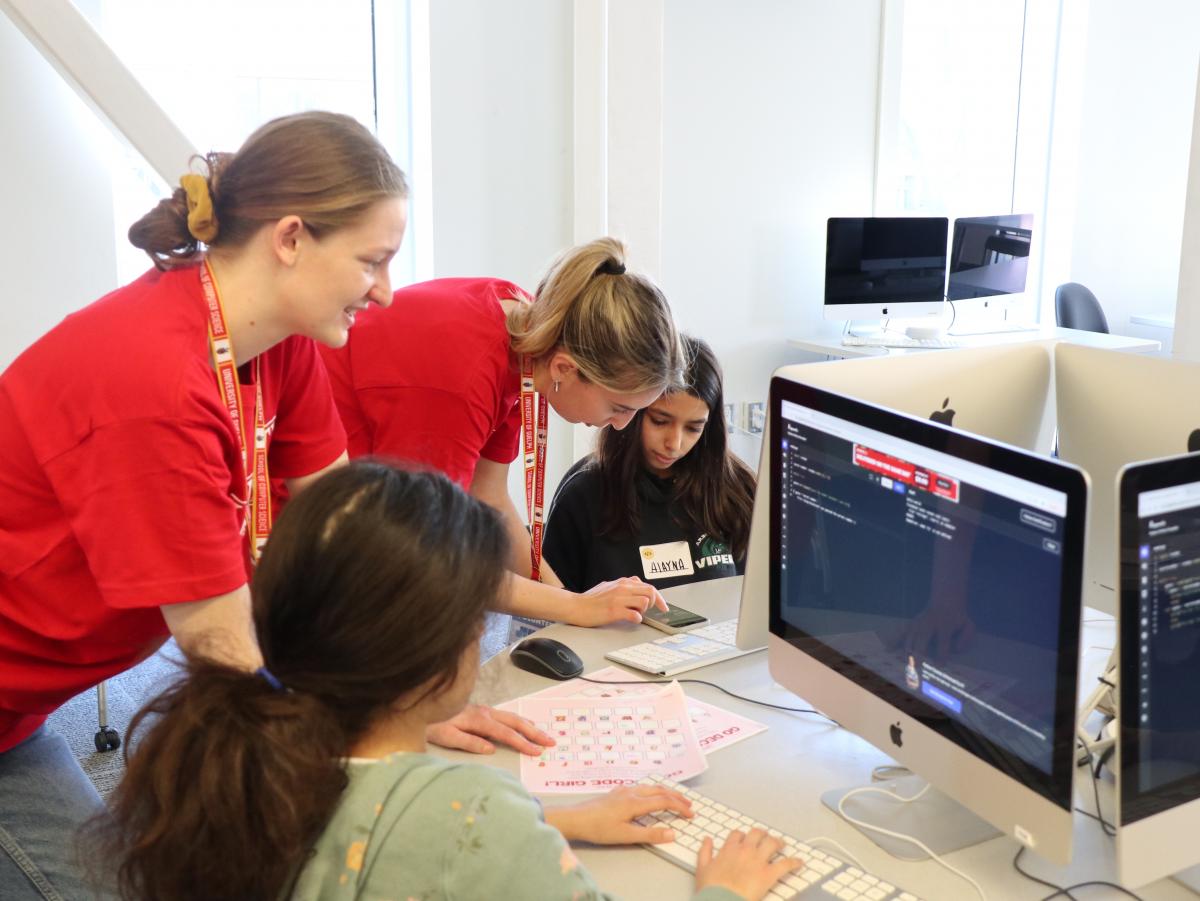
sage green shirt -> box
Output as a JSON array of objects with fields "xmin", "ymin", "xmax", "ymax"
[{"xmin": 289, "ymin": 752, "xmax": 741, "ymax": 901}]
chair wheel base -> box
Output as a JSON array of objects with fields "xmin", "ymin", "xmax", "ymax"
[{"xmin": 94, "ymin": 727, "xmax": 121, "ymax": 752}]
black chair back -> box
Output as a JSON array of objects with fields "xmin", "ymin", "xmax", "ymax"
[{"xmin": 1055, "ymin": 282, "xmax": 1109, "ymax": 333}]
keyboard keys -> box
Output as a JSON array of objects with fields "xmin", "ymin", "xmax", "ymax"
[{"xmin": 635, "ymin": 775, "xmax": 924, "ymax": 900}]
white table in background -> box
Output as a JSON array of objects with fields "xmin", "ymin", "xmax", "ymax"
[{"xmin": 789, "ymin": 326, "xmax": 1161, "ymax": 360}]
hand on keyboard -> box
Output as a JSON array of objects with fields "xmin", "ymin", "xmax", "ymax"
[
  {"xmin": 545, "ymin": 783, "xmax": 695, "ymax": 845},
  {"xmin": 697, "ymin": 829, "xmax": 805, "ymax": 901}
]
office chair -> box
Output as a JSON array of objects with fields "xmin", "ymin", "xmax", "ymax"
[
  {"xmin": 1055, "ymin": 282, "xmax": 1110, "ymax": 333},
  {"xmin": 95, "ymin": 682, "xmax": 120, "ymax": 751}
]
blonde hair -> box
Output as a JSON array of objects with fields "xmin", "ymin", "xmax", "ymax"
[
  {"xmin": 129, "ymin": 111, "xmax": 408, "ymax": 270},
  {"xmin": 507, "ymin": 237, "xmax": 684, "ymax": 395}
]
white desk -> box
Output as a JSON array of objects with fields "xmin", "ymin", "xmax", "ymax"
[
  {"xmin": 790, "ymin": 327, "xmax": 1161, "ymax": 360},
  {"xmin": 440, "ymin": 578, "xmax": 1192, "ymax": 900}
]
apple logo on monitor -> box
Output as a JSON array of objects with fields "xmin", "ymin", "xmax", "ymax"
[
  {"xmin": 929, "ymin": 397, "xmax": 956, "ymax": 426},
  {"xmin": 889, "ymin": 722, "xmax": 904, "ymax": 748},
  {"xmin": 1188, "ymin": 429, "xmax": 1200, "ymax": 454}
]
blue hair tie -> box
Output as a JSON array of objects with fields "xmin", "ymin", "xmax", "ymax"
[{"xmin": 255, "ymin": 666, "xmax": 287, "ymax": 693}]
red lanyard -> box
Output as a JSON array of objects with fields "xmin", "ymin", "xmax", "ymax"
[
  {"xmin": 520, "ymin": 355, "xmax": 548, "ymax": 582},
  {"xmin": 199, "ymin": 260, "xmax": 271, "ymax": 563}
]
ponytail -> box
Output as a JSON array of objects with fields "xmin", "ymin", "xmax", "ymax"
[
  {"xmin": 508, "ymin": 237, "xmax": 685, "ymax": 395},
  {"xmin": 93, "ymin": 660, "xmax": 347, "ymax": 900}
]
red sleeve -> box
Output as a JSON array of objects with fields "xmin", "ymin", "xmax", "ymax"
[
  {"xmin": 267, "ymin": 338, "xmax": 347, "ymax": 479},
  {"xmin": 358, "ymin": 386, "xmax": 493, "ymax": 489},
  {"xmin": 317, "ymin": 341, "xmax": 373, "ymax": 459},
  {"xmin": 479, "ymin": 398, "xmax": 521, "ymax": 465},
  {"xmin": 42, "ymin": 415, "xmax": 248, "ymax": 609}
]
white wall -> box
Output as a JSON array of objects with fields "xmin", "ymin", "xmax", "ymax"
[
  {"xmin": 658, "ymin": 0, "xmax": 882, "ymax": 410},
  {"xmin": 426, "ymin": 0, "xmax": 574, "ymax": 288},
  {"xmin": 1064, "ymin": 0, "xmax": 1200, "ymax": 349},
  {"xmin": 0, "ymin": 2, "xmax": 118, "ymax": 368}
]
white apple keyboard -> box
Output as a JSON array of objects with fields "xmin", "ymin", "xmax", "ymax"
[
  {"xmin": 605, "ymin": 619, "xmax": 764, "ymax": 676},
  {"xmin": 636, "ymin": 775, "xmax": 925, "ymax": 900},
  {"xmin": 842, "ymin": 334, "xmax": 961, "ymax": 350}
]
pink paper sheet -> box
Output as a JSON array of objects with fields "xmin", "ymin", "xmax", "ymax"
[{"xmin": 517, "ymin": 680, "xmax": 707, "ymax": 794}]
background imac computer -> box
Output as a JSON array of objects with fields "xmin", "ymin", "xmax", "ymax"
[
  {"xmin": 1056, "ymin": 343, "xmax": 1200, "ymax": 614},
  {"xmin": 824, "ymin": 217, "xmax": 949, "ymax": 332},
  {"xmin": 946, "ymin": 213, "xmax": 1034, "ymax": 307},
  {"xmin": 1117, "ymin": 453, "xmax": 1200, "ymax": 890},
  {"xmin": 779, "ymin": 342, "xmax": 1056, "ymax": 455},
  {"xmin": 767, "ymin": 377, "xmax": 1088, "ymax": 865}
]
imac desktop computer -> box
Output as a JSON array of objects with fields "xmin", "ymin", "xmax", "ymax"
[
  {"xmin": 825, "ymin": 217, "xmax": 949, "ymax": 339},
  {"xmin": 778, "ymin": 341, "xmax": 1056, "ymax": 455},
  {"xmin": 945, "ymin": 214, "xmax": 1033, "ymax": 306},
  {"xmin": 1056, "ymin": 343, "xmax": 1200, "ymax": 614},
  {"xmin": 1116, "ymin": 453, "xmax": 1200, "ymax": 891},
  {"xmin": 767, "ymin": 376, "xmax": 1088, "ymax": 865}
]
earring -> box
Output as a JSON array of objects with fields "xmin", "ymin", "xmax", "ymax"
[{"xmin": 554, "ymin": 381, "xmax": 560, "ymax": 393}]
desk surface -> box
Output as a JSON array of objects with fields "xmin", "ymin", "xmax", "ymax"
[
  {"xmin": 790, "ymin": 326, "xmax": 1161, "ymax": 360},
  {"xmin": 439, "ymin": 578, "xmax": 1192, "ymax": 900}
]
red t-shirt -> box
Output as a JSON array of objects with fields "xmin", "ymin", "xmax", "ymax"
[
  {"xmin": 0, "ymin": 265, "xmax": 346, "ymax": 751},
  {"xmin": 319, "ymin": 277, "xmax": 530, "ymax": 488}
]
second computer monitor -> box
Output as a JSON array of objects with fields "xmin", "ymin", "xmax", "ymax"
[
  {"xmin": 1056, "ymin": 343, "xmax": 1200, "ymax": 614},
  {"xmin": 824, "ymin": 217, "xmax": 949, "ymax": 321},
  {"xmin": 1117, "ymin": 453, "xmax": 1200, "ymax": 889},
  {"xmin": 947, "ymin": 213, "xmax": 1033, "ymax": 306},
  {"xmin": 768, "ymin": 377, "xmax": 1087, "ymax": 865},
  {"xmin": 779, "ymin": 341, "xmax": 1057, "ymax": 455}
]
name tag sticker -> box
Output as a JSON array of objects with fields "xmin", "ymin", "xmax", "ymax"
[{"xmin": 640, "ymin": 541, "xmax": 694, "ymax": 580}]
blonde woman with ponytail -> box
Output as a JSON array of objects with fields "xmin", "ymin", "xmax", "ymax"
[
  {"xmin": 0, "ymin": 111, "xmax": 408, "ymax": 900},
  {"xmin": 319, "ymin": 237, "xmax": 686, "ymax": 643}
]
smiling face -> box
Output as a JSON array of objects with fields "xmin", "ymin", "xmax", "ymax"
[
  {"xmin": 286, "ymin": 196, "xmax": 408, "ymax": 347},
  {"xmin": 639, "ymin": 390, "xmax": 710, "ymax": 477},
  {"xmin": 541, "ymin": 352, "xmax": 662, "ymax": 430}
]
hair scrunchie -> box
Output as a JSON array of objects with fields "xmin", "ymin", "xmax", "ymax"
[
  {"xmin": 179, "ymin": 173, "xmax": 219, "ymax": 244},
  {"xmin": 596, "ymin": 258, "xmax": 626, "ymax": 276}
]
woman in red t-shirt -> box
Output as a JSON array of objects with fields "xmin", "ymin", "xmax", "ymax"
[
  {"xmin": 320, "ymin": 238, "xmax": 686, "ymax": 641},
  {"xmin": 0, "ymin": 112, "xmax": 545, "ymax": 901}
]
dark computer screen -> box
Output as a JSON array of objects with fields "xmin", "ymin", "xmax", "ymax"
[
  {"xmin": 946, "ymin": 214, "xmax": 1033, "ymax": 301},
  {"xmin": 1119, "ymin": 458, "xmax": 1200, "ymax": 824},
  {"xmin": 770, "ymin": 386, "xmax": 1084, "ymax": 806},
  {"xmin": 824, "ymin": 217, "xmax": 949, "ymax": 308}
]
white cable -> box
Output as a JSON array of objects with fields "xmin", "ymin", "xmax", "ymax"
[
  {"xmin": 801, "ymin": 835, "xmax": 865, "ymax": 870},
  {"xmin": 835, "ymin": 782, "xmax": 988, "ymax": 901}
]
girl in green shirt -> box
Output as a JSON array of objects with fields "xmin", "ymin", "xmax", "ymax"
[{"xmin": 94, "ymin": 462, "xmax": 799, "ymax": 900}]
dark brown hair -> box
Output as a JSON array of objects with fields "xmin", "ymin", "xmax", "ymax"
[
  {"xmin": 129, "ymin": 111, "xmax": 408, "ymax": 270},
  {"xmin": 507, "ymin": 237, "xmax": 685, "ymax": 395},
  {"xmin": 595, "ymin": 335, "xmax": 756, "ymax": 560},
  {"xmin": 94, "ymin": 462, "xmax": 507, "ymax": 901}
]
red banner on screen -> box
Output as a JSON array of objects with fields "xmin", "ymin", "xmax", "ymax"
[{"xmin": 853, "ymin": 444, "xmax": 959, "ymax": 502}]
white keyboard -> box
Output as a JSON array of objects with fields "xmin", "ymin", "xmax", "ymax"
[
  {"xmin": 947, "ymin": 321, "xmax": 1039, "ymax": 336},
  {"xmin": 842, "ymin": 334, "xmax": 961, "ymax": 350},
  {"xmin": 605, "ymin": 619, "xmax": 763, "ymax": 676},
  {"xmin": 636, "ymin": 775, "xmax": 924, "ymax": 901}
]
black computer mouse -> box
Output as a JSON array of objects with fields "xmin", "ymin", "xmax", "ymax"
[{"xmin": 509, "ymin": 637, "xmax": 584, "ymax": 680}]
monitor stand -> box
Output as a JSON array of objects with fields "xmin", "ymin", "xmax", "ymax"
[
  {"xmin": 1174, "ymin": 865, "xmax": 1200, "ymax": 893},
  {"xmin": 821, "ymin": 775, "xmax": 1000, "ymax": 858}
]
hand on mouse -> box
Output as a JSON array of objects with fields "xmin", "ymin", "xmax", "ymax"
[
  {"xmin": 695, "ymin": 828, "xmax": 803, "ymax": 901},
  {"xmin": 569, "ymin": 577, "xmax": 669, "ymax": 627},
  {"xmin": 425, "ymin": 704, "xmax": 553, "ymax": 756},
  {"xmin": 544, "ymin": 784, "xmax": 693, "ymax": 845}
]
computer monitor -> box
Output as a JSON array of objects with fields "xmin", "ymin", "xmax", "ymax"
[
  {"xmin": 946, "ymin": 214, "xmax": 1034, "ymax": 307},
  {"xmin": 780, "ymin": 341, "xmax": 1056, "ymax": 455},
  {"xmin": 1117, "ymin": 453, "xmax": 1200, "ymax": 890},
  {"xmin": 1055, "ymin": 343, "xmax": 1200, "ymax": 614},
  {"xmin": 824, "ymin": 217, "xmax": 949, "ymax": 322},
  {"xmin": 735, "ymin": 344, "xmax": 1057, "ymax": 652},
  {"xmin": 767, "ymin": 377, "xmax": 1087, "ymax": 865}
]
